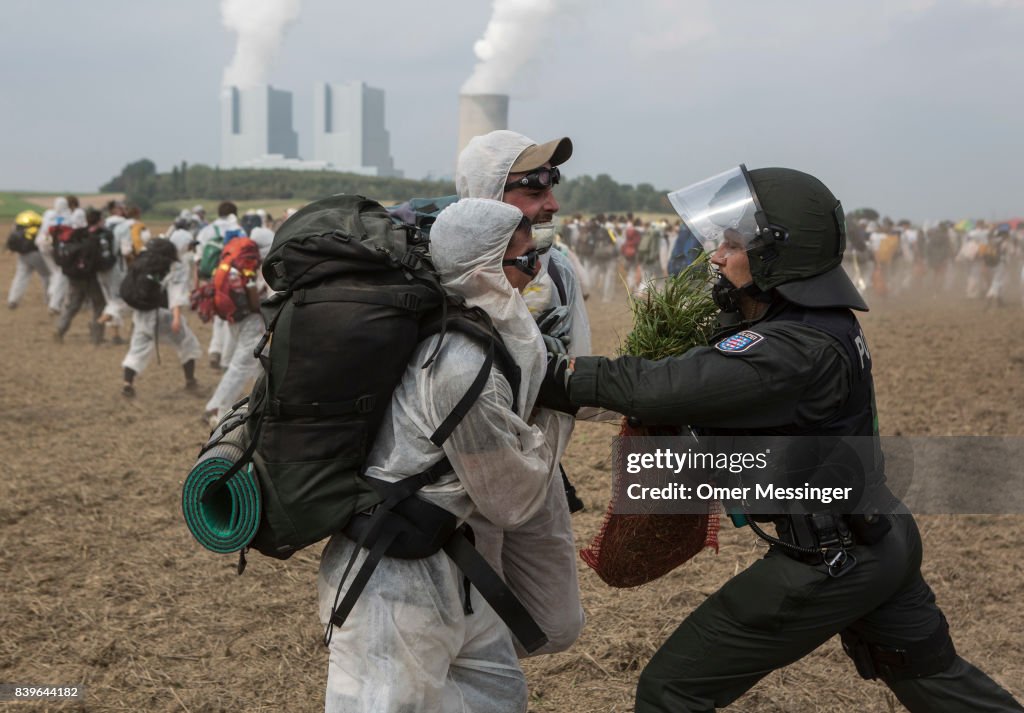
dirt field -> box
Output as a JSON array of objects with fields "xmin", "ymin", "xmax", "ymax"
[{"xmin": 1, "ymin": 250, "xmax": 1022, "ymax": 713}]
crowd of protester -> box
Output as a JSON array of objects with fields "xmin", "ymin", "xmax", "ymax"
[
  {"xmin": 6, "ymin": 196, "xmax": 287, "ymax": 425},
  {"xmin": 552, "ymin": 212, "xmax": 1024, "ymax": 308}
]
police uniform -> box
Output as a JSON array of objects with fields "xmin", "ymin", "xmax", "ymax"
[{"xmin": 541, "ymin": 166, "xmax": 1022, "ymax": 713}]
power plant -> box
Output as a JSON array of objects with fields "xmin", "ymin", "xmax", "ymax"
[
  {"xmin": 313, "ymin": 81, "xmax": 399, "ymax": 177},
  {"xmin": 456, "ymin": 93, "xmax": 509, "ymax": 160},
  {"xmin": 220, "ymin": 85, "xmax": 513, "ymax": 176},
  {"xmin": 220, "ymin": 85, "xmax": 300, "ymax": 169},
  {"xmin": 220, "ymin": 81, "xmax": 399, "ymax": 175}
]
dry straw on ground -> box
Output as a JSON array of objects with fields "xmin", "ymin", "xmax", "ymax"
[{"xmin": 1, "ymin": 251, "xmax": 1022, "ymax": 712}]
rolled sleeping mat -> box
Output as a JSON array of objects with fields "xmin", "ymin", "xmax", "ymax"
[{"xmin": 182, "ymin": 412, "xmax": 261, "ymax": 554}]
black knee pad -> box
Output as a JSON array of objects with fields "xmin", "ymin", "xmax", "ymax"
[{"xmin": 841, "ymin": 615, "xmax": 957, "ymax": 682}]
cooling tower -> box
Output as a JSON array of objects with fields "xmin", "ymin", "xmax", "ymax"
[{"xmin": 457, "ymin": 93, "xmax": 509, "ymax": 161}]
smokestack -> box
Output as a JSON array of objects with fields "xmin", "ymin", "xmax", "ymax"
[{"xmin": 457, "ymin": 93, "xmax": 509, "ymax": 161}]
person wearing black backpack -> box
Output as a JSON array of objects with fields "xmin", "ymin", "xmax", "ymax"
[
  {"xmin": 54, "ymin": 208, "xmax": 109, "ymax": 344},
  {"xmin": 6, "ymin": 210, "xmax": 51, "ymax": 309},
  {"xmin": 118, "ymin": 236, "xmax": 201, "ymax": 398},
  {"xmin": 317, "ymin": 199, "xmax": 558, "ymax": 712}
]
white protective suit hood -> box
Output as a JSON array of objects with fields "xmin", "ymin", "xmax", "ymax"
[
  {"xmin": 249, "ymin": 226, "xmax": 275, "ymax": 260},
  {"xmin": 429, "ymin": 198, "xmax": 546, "ymax": 419},
  {"xmin": 168, "ymin": 228, "xmax": 194, "ymax": 259},
  {"xmin": 456, "ymin": 130, "xmax": 534, "ymax": 201},
  {"xmin": 53, "ymin": 198, "xmax": 71, "ymax": 222}
]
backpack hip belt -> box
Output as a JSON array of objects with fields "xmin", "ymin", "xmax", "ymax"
[{"xmin": 332, "ymin": 472, "xmax": 548, "ymax": 655}]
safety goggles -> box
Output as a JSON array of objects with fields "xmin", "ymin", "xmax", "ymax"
[
  {"xmin": 504, "ymin": 166, "xmax": 561, "ymax": 192},
  {"xmin": 502, "ymin": 248, "xmax": 541, "ymax": 276}
]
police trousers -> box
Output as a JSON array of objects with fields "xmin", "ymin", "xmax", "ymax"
[{"xmin": 636, "ymin": 514, "xmax": 1023, "ymax": 713}]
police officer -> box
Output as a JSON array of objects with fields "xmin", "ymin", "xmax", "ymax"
[{"xmin": 539, "ymin": 166, "xmax": 1023, "ymax": 712}]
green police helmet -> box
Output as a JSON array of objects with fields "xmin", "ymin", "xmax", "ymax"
[
  {"xmin": 667, "ymin": 165, "xmax": 867, "ymax": 311},
  {"xmin": 746, "ymin": 167, "xmax": 867, "ymax": 311}
]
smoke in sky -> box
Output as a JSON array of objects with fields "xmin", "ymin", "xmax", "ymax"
[
  {"xmin": 221, "ymin": 0, "xmax": 302, "ymax": 88},
  {"xmin": 462, "ymin": 0, "xmax": 580, "ymax": 94}
]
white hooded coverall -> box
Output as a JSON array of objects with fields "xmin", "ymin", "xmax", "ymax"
[
  {"xmin": 317, "ymin": 199, "xmax": 555, "ymax": 713},
  {"xmin": 121, "ymin": 247, "xmax": 201, "ymax": 376}
]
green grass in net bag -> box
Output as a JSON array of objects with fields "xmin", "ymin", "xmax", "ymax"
[{"xmin": 582, "ymin": 256, "xmax": 722, "ymax": 587}]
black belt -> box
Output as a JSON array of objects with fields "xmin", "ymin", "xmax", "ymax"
[{"xmin": 327, "ymin": 480, "xmax": 548, "ymax": 654}]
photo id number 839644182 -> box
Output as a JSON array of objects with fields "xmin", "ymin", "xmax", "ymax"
[{"xmin": 0, "ymin": 684, "xmax": 85, "ymax": 701}]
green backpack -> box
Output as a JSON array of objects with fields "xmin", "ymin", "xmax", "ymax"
[
  {"xmin": 197, "ymin": 226, "xmax": 224, "ymax": 280},
  {"xmin": 189, "ymin": 195, "xmax": 526, "ymax": 560}
]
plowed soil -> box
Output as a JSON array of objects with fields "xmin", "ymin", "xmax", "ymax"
[{"xmin": 2, "ymin": 251, "xmax": 1022, "ymax": 712}]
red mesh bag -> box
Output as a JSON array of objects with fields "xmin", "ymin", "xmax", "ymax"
[{"xmin": 580, "ymin": 421, "xmax": 719, "ymax": 588}]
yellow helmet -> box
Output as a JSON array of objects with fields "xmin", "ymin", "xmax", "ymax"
[
  {"xmin": 15, "ymin": 210, "xmax": 43, "ymax": 228},
  {"xmin": 14, "ymin": 210, "xmax": 42, "ymax": 240}
]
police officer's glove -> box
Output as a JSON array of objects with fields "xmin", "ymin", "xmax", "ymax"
[{"xmin": 537, "ymin": 353, "xmax": 578, "ymax": 415}]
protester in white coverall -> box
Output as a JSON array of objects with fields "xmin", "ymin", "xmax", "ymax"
[
  {"xmin": 52, "ymin": 196, "xmax": 88, "ymax": 312},
  {"xmin": 318, "ymin": 199, "xmax": 553, "ymax": 713},
  {"xmin": 96, "ymin": 203, "xmax": 127, "ymax": 343},
  {"xmin": 6, "ymin": 211, "xmax": 51, "ymax": 309},
  {"xmin": 36, "ymin": 197, "xmax": 73, "ymax": 313},
  {"xmin": 120, "ymin": 238, "xmax": 201, "ymax": 398},
  {"xmin": 455, "ymin": 129, "xmax": 589, "ymax": 656},
  {"xmin": 202, "ymin": 248, "xmax": 264, "ymax": 425},
  {"xmin": 193, "ymin": 202, "xmax": 247, "ymax": 369}
]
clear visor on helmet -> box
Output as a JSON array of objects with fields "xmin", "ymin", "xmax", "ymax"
[{"xmin": 667, "ymin": 165, "xmax": 762, "ymax": 253}]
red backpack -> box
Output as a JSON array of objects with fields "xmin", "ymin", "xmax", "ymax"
[
  {"xmin": 621, "ymin": 226, "xmax": 642, "ymax": 260},
  {"xmin": 212, "ymin": 238, "xmax": 261, "ymax": 323}
]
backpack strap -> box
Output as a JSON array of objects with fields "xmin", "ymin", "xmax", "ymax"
[
  {"xmin": 547, "ymin": 258, "xmax": 568, "ymax": 306},
  {"xmin": 428, "ymin": 336, "xmax": 496, "ymax": 447},
  {"xmin": 443, "ymin": 526, "xmax": 548, "ymax": 653}
]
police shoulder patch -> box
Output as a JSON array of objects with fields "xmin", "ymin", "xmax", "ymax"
[{"xmin": 715, "ymin": 330, "xmax": 765, "ymax": 354}]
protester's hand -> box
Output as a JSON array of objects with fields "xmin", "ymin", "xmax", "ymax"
[
  {"xmin": 537, "ymin": 353, "xmax": 578, "ymax": 415},
  {"xmin": 536, "ymin": 305, "xmax": 571, "ymax": 340},
  {"xmin": 171, "ymin": 312, "xmax": 182, "ymax": 334},
  {"xmin": 542, "ymin": 333, "xmax": 568, "ymax": 356}
]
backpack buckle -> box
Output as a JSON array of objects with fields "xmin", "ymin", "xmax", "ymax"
[
  {"xmin": 400, "ymin": 292, "xmax": 421, "ymax": 311},
  {"xmin": 355, "ymin": 395, "xmax": 376, "ymax": 414},
  {"xmin": 400, "ymin": 252, "xmax": 421, "ymax": 271}
]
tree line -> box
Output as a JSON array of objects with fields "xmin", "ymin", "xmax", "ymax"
[{"xmin": 100, "ymin": 159, "xmax": 674, "ymax": 215}]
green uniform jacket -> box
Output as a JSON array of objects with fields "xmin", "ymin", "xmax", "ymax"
[{"xmin": 569, "ymin": 305, "xmax": 856, "ymax": 431}]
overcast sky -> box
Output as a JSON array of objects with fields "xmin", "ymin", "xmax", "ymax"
[{"xmin": 1, "ymin": 0, "xmax": 1022, "ymax": 221}]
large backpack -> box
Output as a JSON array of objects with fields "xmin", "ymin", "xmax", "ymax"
[
  {"xmin": 186, "ymin": 195, "xmax": 553, "ymax": 652},
  {"xmin": 93, "ymin": 226, "xmax": 118, "ymax": 271},
  {"xmin": 198, "ymin": 195, "xmax": 476, "ymax": 555},
  {"xmin": 49, "ymin": 224, "xmax": 77, "ymax": 267},
  {"xmin": 212, "ymin": 237, "xmax": 260, "ymax": 323},
  {"xmin": 57, "ymin": 227, "xmax": 102, "ymax": 279},
  {"xmin": 7, "ymin": 226, "xmax": 38, "ymax": 255},
  {"xmin": 119, "ymin": 238, "xmax": 178, "ymax": 311},
  {"xmin": 198, "ymin": 224, "xmax": 247, "ymax": 280},
  {"xmin": 197, "ymin": 226, "xmax": 225, "ymax": 280}
]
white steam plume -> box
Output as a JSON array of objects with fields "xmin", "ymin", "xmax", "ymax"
[
  {"xmin": 462, "ymin": 0, "xmax": 576, "ymax": 94},
  {"xmin": 221, "ymin": 0, "xmax": 302, "ymax": 89}
]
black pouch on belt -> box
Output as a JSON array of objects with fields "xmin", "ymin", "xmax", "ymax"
[
  {"xmin": 848, "ymin": 513, "xmax": 892, "ymax": 545},
  {"xmin": 343, "ymin": 495, "xmax": 458, "ymax": 559}
]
